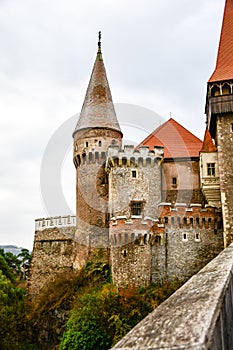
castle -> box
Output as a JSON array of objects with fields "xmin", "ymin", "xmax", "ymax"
[{"xmin": 28, "ymin": 0, "xmax": 233, "ymax": 297}]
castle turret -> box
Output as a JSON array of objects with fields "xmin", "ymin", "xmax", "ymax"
[
  {"xmin": 73, "ymin": 33, "xmax": 122, "ymax": 265},
  {"xmin": 205, "ymin": 0, "xmax": 233, "ymax": 246}
]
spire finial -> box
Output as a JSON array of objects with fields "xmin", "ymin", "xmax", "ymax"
[{"xmin": 98, "ymin": 31, "xmax": 101, "ymax": 51}]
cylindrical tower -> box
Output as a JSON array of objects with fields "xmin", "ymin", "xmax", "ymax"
[{"xmin": 73, "ymin": 33, "xmax": 122, "ymax": 264}]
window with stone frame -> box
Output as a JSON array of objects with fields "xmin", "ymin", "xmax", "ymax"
[
  {"xmin": 132, "ymin": 170, "xmax": 137, "ymax": 178},
  {"xmin": 207, "ymin": 163, "xmax": 215, "ymax": 176},
  {"xmin": 131, "ymin": 201, "xmax": 143, "ymax": 216}
]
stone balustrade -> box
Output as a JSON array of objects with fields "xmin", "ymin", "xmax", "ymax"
[{"xmin": 35, "ymin": 215, "xmax": 76, "ymax": 231}]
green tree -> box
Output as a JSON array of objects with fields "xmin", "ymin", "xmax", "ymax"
[
  {"xmin": 17, "ymin": 248, "xmax": 31, "ymax": 280},
  {"xmin": 0, "ymin": 270, "xmax": 25, "ymax": 350},
  {"xmin": 0, "ymin": 255, "xmax": 15, "ymax": 283}
]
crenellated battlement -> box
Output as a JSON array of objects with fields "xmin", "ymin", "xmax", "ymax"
[
  {"xmin": 106, "ymin": 145, "xmax": 164, "ymax": 168},
  {"xmin": 35, "ymin": 215, "xmax": 76, "ymax": 231},
  {"xmin": 157, "ymin": 202, "xmax": 222, "ymax": 229},
  {"xmin": 73, "ymin": 150, "xmax": 107, "ymax": 167}
]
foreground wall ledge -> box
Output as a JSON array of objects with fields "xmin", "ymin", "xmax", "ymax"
[{"xmin": 111, "ymin": 244, "xmax": 233, "ymax": 350}]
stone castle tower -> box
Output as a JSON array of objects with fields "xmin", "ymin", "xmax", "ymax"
[
  {"xmin": 28, "ymin": 0, "xmax": 232, "ymax": 297},
  {"xmin": 205, "ymin": 0, "xmax": 233, "ymax": 247},
  {"xmin": 72, "ymin": 33, "xmax": 122, "ymax": 268}
]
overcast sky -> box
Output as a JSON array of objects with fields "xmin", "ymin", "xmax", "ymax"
[{"xmin": 0, "ymin": 0, "xmax": 224, "ymax": 249}]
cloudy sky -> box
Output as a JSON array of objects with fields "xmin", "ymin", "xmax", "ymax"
[{"xmin": 0, "ymin": 0, "xmax": 224, "ymax": 249}]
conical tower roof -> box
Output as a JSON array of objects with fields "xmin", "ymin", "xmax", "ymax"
[
  {"xmin": 73, "ymin": 33, "xmax": 122, "ymax": 137},
  {"xmin": 200, "ymin": 129, "xmax": 217, "ymax": 152},
  {"xmin": 209, "ymin": 0, "xmax": 233, "ymax": 82}
]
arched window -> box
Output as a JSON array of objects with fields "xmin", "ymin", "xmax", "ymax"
[
  {"xmin": 211, "ymin": 85, "xmax": 220, "ymax": 97},
  {"xmin": 222, "ymin": 83, "xmax": 231, "ymax": 95}
]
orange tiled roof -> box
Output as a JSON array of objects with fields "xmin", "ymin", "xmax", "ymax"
[
  {"xmin": 200, "ymin": 129, "xmax": 217, "ymax": 152},
  {"xmin": 138, "ymin": 118, "xmax": 202, "ymax": 159},
  {"xmin": 209, "ymin": 0, "xmax": 233, "ymax": 82}
]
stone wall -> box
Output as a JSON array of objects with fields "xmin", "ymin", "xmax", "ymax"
[
  {"xmin": 216, "ymin": 114, "xmax": 233, "ymax": 246},
  {"xmin": 107, "ymin": 145, "xmax": 163, "ymax": 219},
  {"xmin": 28, "ymin": 226, "xmax": 76, "ymax": 299},
  {"xmin": 111, "ymin": 244, "xmax": 233, "ymax": 350},
  {"xmin": 110, "ymin": 204, "xmax": 224, "ymax": 288},
  {"xmin": 73, "ymin": 128, "xmax": 122, "ymax": 249}
]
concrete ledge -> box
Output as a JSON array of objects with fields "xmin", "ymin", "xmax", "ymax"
[{"xmin": 111, "ymin": 244, "xmax": 233, "ymax": 350}]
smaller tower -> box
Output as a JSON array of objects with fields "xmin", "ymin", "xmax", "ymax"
[{"xmin": 73, "ymin": 33, "xmax": 122, "ymax": 266}]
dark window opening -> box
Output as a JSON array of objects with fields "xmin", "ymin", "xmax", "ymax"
[
  {"xmin": 177, "ymin": 217, "xmax": 181, "ymax": 227},
  {"xmin": 132, "ymin": 170, "xmax": 137, "ymax": 178},
  {"xmin": 85, "ymin": 141, "xmax": 88, "ymax": 147},
  {"xmin": 231, "ymin": 123, "xmax": 233, "ymax": 133},
  {"xmin": 172, "ymin": 177, "xmax": 177, "ymax": 185},
  {"xmin": 222, "ymin": 83, "xmax": 231, "ymax": 95},
  {"xmin": 195, "ymin": 233, "xmax": 199, "ymax": 240},
  {"xmin": 164, "ymin": 217, "xmax": 169, "ymax": 224},
  {"xmin": 190, "ymin": 217, "xmax": 194, "ymax": 227},
  {"xmin": 122, "ymin": 249, "xmax": 127, "ymax": 257},
  {"xmin": 207, "ymin": 163, "xmax": 215, "ymax": 176},
  {"xmin": 98, "ymin": 141, "xmax": 102, "ymax": 147},
  {"xmin": 131, "ymin": 202, "xmax": 143, "ymax": 216},
  {"xmin": 183, "ymin": 233, "xmax": 187, "ymax": 240}
]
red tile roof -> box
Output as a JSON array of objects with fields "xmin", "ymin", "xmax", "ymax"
[
  {"xmin": 138, "ymin": 118, "xmax": 202, "ymax": 159},
  {"xmin": 200, "ymin": 129, "xmax": 217, "ymax": 152},
  {"xmin": 209, "ymin": 0, "xmax": 233, "ymax": 82}
]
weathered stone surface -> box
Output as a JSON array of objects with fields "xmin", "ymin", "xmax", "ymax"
[
  {"xmin": 28, "ymin": 226, "xmax": 76, "ymax": 299},
  {"xmin": 216, "ymin": 114, "xmax": 233, "ymax": 246},
  {"xmin": 111, "ymin": 244, "xmax": 233, "ymax": 350}
]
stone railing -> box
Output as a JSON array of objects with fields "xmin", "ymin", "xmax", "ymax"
[
  {"xmin": 111, "ymin": 244, "xmax": 233, "ymax": 350},
  {"xmin": 35, "ymin": 215, "xmax": 76, "ymax": 231}
]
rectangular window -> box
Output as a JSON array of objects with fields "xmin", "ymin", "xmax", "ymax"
[
  {"xmin": 85, "ymin": 141, "xmax": 89, "ymax": 147},
  {"xmin": 172, "ymin": 177, "xmax": 177, "ymax": 185},
  {"xmin": 98, "ymin": 141, "xmax": 102, "ymax": 147},
  {"xmin": 231, "ymin": 123, "xmax": 233, "ymax": 132},
  {"xmin": 207, "ymin": 163, "xmax": 215, "ymax": 176},
  {"xmin": 132, "ymin": 170, "xmax": 137, "ymax": 178},
  {"xmin": 131, "ymin": 202, "xmax": 142, "ymax": 216}
]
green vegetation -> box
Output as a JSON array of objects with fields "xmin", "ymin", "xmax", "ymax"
[
  {"xmin": 0, "ymin": 249, "xmax": 184, "ymax": 349},
  {"xmin": 0, "ymin": 248, "xmax": 33, "ymax": 350},
  {"xmin": 59, "ymin": 274, "xmax": 183, "ymax": 350}
]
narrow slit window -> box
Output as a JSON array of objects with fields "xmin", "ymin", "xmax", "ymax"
[{"xmin": 172, "ymin": 177, "xmax": 177, "ymax": 185}]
